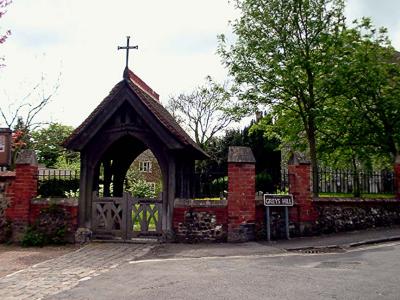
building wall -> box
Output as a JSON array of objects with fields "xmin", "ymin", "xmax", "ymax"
[{"xmin": 131, "ymin": 149, "xmax": 162, "ymax": 188}]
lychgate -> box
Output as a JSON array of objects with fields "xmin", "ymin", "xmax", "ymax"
[{"xmin": 63, "ymin": 67, "xmax": 207, "ymax": 241}]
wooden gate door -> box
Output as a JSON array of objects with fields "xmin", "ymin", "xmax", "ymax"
[
  {"xmin": 91, "ymin": 193, "xmax": 127, "ymax": 240},
  {"xmin": 126, "ymin": 193, "xmax": 163, "ymax": 239},
  {"xmin": 91, "ymin": 192, "xmax": 162, "ymax": 240}
]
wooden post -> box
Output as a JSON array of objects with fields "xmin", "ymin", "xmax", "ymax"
[{"xmin": 166, "ymin": 157, "xmax": 176, "ymax": 240}]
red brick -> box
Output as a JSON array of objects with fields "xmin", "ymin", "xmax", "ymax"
[
  {"xmin": 288, "ymin": 164, "xmax": 317, "ymax": 223},
  {"xmin": 227, "ymin": 160, "xmax": 256, "ymax": 238}
]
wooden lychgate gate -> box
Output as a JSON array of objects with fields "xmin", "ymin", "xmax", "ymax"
[{"xmin": 91, "ymin": 192, "xmax": 162, "ymax": 240}]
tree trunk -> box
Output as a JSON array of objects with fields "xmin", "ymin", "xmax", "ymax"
[
  {"xmin": 307, "ymin": 118, "xmax": 319, "ymax": 197},
  {"xmin": 351, "ymin": 153, "xmax": 361, "ymax": 197}
]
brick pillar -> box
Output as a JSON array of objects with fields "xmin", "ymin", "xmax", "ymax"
[
  {"xmin": 227, "ymin": 146, "xmax": 256, "ymax": 242},
  {"xmin": 5, "ymin": 150, "xmax": 38, "ymax": 241},
  {"xmin": 288, "ymin": 154, "xmax": 317, "ymax": 234},
  {"xmin": 395, "ymin": 155, "xmax": 400, "ymax": 200}
]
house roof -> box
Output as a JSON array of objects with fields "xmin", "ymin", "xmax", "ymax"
[{"xmin": 63, "ymin": 68, "xmax": 208, "ymax": 158}]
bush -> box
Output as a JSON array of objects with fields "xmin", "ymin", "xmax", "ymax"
[
  {"xmin": 256, "ymin": 172, "xmax": 273, "ymax": 192},
  {"xmin": 21, "ymin": 227, "xmax": 46, "ymax": 247},
  {"xmin": 0, "ymin": 219, "xmax": 12, "ymax": 243},
  {"xmin": 22, "ymin": 204, "xmax": 69, "ymax": 247},
  {"xmin": 38, "ymin": 179, "xmax": 80, "ymax": 198}
]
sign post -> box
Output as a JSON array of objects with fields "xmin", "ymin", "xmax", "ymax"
[{"xmin": 263, "ymin": 194, "xmax": 294, "ymax": 241}]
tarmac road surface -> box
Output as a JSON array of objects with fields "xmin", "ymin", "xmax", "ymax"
[{"xmin": 49, "ymin": 241, "xmax": 400, "ymax": 300}]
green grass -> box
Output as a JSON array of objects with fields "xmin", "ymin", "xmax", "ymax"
[
  {"xmin": 318, "ymin": 192, "xmax": 395, "ymax": 199},
  {"xmin": 193, "ymin": 197, "xmax": 223, "ymax": 201},
  {"xmin": 132, "ymin": 204, "xmax": 158, "ymax": 232}
]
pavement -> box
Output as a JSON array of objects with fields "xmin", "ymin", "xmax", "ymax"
[
  {"xmin": 0, "ymin": 226, "xmax": 400, "ymax": 299},
  {"xmin": 145, "ymin": 225, "xmax": 400, "ymax": 260},
  {"xmin": 0, "ymin": 244, "xmax": 79, "ymax": 278},
  {"xmin": 269, "ymin": 225, "xmax": 400, "ymax": 250},
  {"xmin": 0, "ymin": 243, "xmax": 153, "ymax": 300}
]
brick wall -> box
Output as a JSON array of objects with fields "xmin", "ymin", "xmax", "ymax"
[{"xmin": 2, "ymin": 150, "xmax": 78, "ymax": 242}]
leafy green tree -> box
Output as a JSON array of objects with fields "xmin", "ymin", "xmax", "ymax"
[
  {"xmin": 219, "ymin": 0, "xmax": 346, "ymax": 195},
  {"xmin": 319, "ymin": 18, "xmax": 400, "ymax": 169},
  {"xmin": 202, "ymin": 121, "xmax": 281, "ymax": 192},
  {"xmin": 31, "ymin": 123, "xmax": 78, "ymax": 168},
  {"xmin": 204, "ymin": 119, "xmax": 281, "ymax": 173}
]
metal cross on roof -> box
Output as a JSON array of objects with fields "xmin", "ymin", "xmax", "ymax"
[{"xmin": 118, "ymin": 36, "xmax": 138, "ymax": 68}]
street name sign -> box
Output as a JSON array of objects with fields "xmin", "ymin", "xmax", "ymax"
[{"xmin": 263, "ymin": 194, "xmax": 294, "ymax": 207}]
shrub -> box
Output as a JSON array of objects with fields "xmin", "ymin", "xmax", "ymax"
[
  {"xmin": 22, "ymin": 204, "xmax": 70, "ymax": 247},
  {"xmin": 0, "ymin": 219, "xmax": 12, "ymax": 243},
  {"xmin": 38, "ymin": 179, "xmax": 80, "ymax": 198}
]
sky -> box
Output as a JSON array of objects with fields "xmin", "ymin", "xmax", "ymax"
[{"xmin": 0, "ymin": 0, "xmax": 399, "ymax": 129}]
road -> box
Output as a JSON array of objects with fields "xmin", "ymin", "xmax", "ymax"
[{"xmin": 49, "ymin": 242, "xmax": 400, "ymax": 300}]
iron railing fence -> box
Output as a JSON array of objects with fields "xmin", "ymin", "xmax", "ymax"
[
  {"xmin": 317, "ymin": 168, "xmax": 395, "ymax": 195},
  {"xmin": 37, "ymin": 169, "xmax": 80, "ymax": 197},
  {"xmin": 256, "ymin": 168, "xmax": 395, "ymax": 196},
  {"xmin": 256, "ymin": 168, "xmax": 289, "ymax": 194},
  {"xmin": 192, "ymin": 171, "xmax": 228, "ymax": 199}
]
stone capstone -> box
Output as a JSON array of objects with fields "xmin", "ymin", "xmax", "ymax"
[
  {"xmin": 15, "ymin": 150, "xmax": 38, "ymax": 166},
  {"xmin": 227, "ymin": 146, "xmax": 256, "ymax": 163}
]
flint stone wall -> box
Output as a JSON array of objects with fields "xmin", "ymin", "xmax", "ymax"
[
  {"xmin": 173, "ymin": 199, "xmax": 228, "ymax": 243},
  {"xmin": 30, "ymin": 198, "xmax": 79, "ymax": 243},
  {"xmin": 314, "ymin": 198, "xmax": 400, "ymax": 233},
  {"xmin": 255, "ymin": 197, "xmax": 299, "ymax": 239}
]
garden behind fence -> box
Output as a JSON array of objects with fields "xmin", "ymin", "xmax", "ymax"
[{"xmin": 36, "ymin": 166, "xmax": 396, "ymax": 198}]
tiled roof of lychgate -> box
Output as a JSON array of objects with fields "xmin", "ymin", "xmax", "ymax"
[
  {"xmin": 63, "ymin": 69, "xmax": 208, "ymax": 158},
  {"xmin": 125, "ymin": 71, "xmax": 206, "ymax": 156}
]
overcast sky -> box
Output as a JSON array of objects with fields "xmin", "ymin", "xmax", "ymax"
[{"xmin": 0, "ymin": 0, "xmax": 399, "ymax": 128}]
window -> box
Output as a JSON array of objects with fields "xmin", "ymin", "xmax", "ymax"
[
  {"xmin": 148, "ymin": 182, "xmax": 156, "ymax": 193},
  {"xmin": 139, "ymin": 161, "xmax": 152, "ymax": 172}
]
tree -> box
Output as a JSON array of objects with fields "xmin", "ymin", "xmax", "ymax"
[
  {"xmin": 167, "ymin": 76, "xmax": 239, "ymax": 148},
  {"xmin": 219, "ymin": 0, "xmax": 346, "ymax": 195},
  {"xmin": 205, "ymin": 119, "xmax": 280, "ymax": 173},
  {"xmin": 319, "ymin": 19, "xmax": 400, "ymax": 169},
  {"xmin": 0, "ymin": 0, "xmax": 11, "ymax": 68},
  {"xmin": 31, "ymin": 123, "xmax": 78, "ymax": 168},
  {"xmin": 0, "ymin": 74, "xmax": 60, "ymax": 132},
  {"xmin": 1, "ymin": 73, "xmax": 61, "ymax": 166}
]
